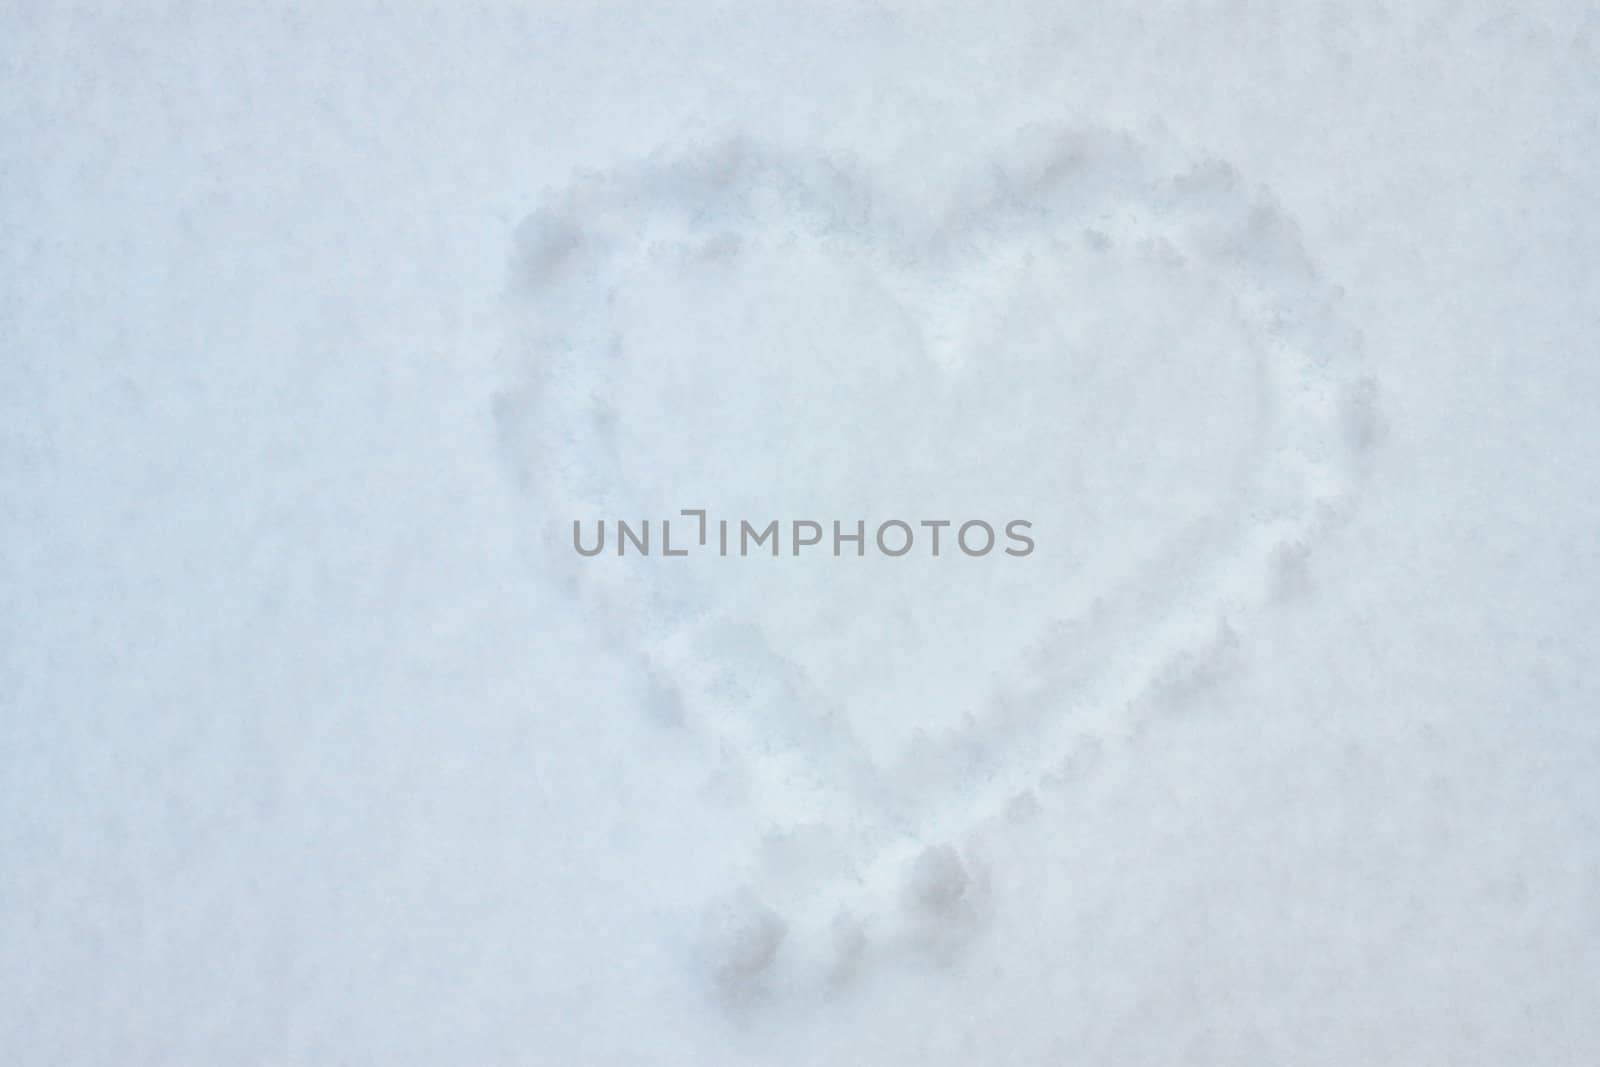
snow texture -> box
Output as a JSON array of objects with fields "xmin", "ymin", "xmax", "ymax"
[{"xmin": 3, "ymin": 2, "xmax": 1599, "ymax": 1064}]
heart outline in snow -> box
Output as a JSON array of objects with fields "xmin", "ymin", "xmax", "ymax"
[{"xmin": 495, "ymin": 125, "xmax": 1376, "ymax": 996}]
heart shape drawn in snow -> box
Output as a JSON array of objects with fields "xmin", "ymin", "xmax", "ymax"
[{"xmin": 495, "ymin": 126, "xmax": 1375, "ymax": 993}]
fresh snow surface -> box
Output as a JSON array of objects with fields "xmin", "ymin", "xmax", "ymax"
[{"xmin": 4, "ymin": 3, "xmax": 1599, "ymax": 1064}]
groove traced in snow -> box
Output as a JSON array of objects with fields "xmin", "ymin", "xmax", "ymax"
[{"xmin": 495, "ymin": 127, "xmax": 1375, "ymax": 999}]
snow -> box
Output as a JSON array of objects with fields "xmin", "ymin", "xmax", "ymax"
[{"xmin": 3, "ymin": 2, "xmax": 1598, "ymax": 1063}]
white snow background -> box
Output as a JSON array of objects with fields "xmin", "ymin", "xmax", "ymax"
[{"xmin": 3, "ymin": 2, "xmax": 1598, "ymax": 1063}]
